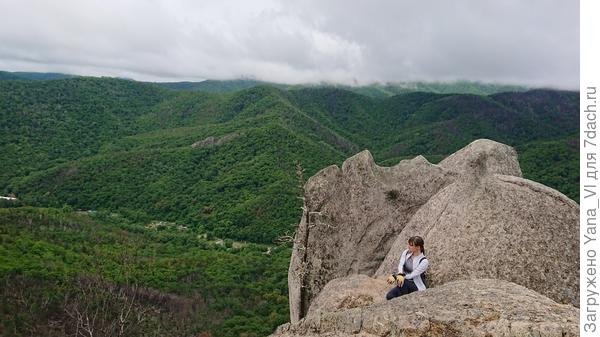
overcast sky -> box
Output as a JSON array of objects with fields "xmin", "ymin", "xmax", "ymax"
[{"xmin": 0, "ymin": 0, "xmax": 579, "ymax": 88}]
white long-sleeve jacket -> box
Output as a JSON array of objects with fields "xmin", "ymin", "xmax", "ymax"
[{"xmin": 397, "ymin": 249, "xmax": 429, "ymax": 291}]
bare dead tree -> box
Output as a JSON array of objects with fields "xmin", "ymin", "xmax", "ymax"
[
  {"xmin": 276, "ymin": 162, "xmax": 307, "ymax": 247},
  {"xmin": 63, "ymin": 276, "xmax": 157, "ymax": 337}
]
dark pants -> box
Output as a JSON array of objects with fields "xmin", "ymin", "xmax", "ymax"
[{"xmin": 386, "ymin": 279, "xmax": 418, "ymax": 300}]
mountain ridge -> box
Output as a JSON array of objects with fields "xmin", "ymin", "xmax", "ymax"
[
  {"xmin": 0, "ymin": 70, "xmax": 532, "ymax": 96},
  {"xmin": 0, "ymin": 76, "xmax": 580, "ymax": 336},
  {"xmin": 0, "ymin": 77, "xmax": 579, "ymax": 244}
]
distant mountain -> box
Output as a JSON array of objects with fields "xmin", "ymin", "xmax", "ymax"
[
  {"xmin": 0, "ymin": 76, "xmax": 578, "ymax": 337},
  {"xmin": 1, "ymin": 77, "xmax": 578, "ymax": 244},
  {"xmin": 157, "ymin": 79, "xmax": 274, "ymax": 92},
  {"xmin": 0, "ymin": 71, "xmax": 21, "ymax": 80},
  {"xmin": 1, "ymin": 70, "xmax": 528, "ymax": 95},
  {"xmin": 348, "ymin": 81, "xmax": 528, "ymax": 97},
  {"xmin": 285, "ymin": 87, "xmax": 577, "ymax": 157},
  {"xmin": 0, "ymin": 70, "xmax": 74, "ymax": 81},
  {"xmin": 156, "ymin": 79, "xmax": 527, "ymax": 97}
]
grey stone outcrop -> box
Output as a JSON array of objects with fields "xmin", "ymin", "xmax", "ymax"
[
  {"xmin": 377, "ymin": 155, "xmax": 579, "ymax": 306},
  {"xmin": 288, "ymin": 151, "xmax": 453, "ymax": 322},
  {"xmin": 305, "ymin": 275, "xmax": 390, "ymax": 318},
  {"xmin": 191, "ymin": 132, "xmax": 239, "ymax": 148},
  {"xmin": 283, "ymin": 138, "xmax": 579, "ymax": 335},
  {"xmin": 438, "ymin": 138, "xmax": 523, "ymax": 177},
  {"xmin": 273, "ymin": 279, "xmax": 579, "ymax": 337}
]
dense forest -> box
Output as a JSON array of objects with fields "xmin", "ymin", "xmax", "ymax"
[
  {"xmin": 0, "ymin": 206, "xmax": 289, "ymax": 337},
  {"xmin": 154, "ymin": 79, "xmax": 527, "ymax": 97},
  {"xmin": 0, "ymin": 74, "xmax": 578, "ymax": 336}
]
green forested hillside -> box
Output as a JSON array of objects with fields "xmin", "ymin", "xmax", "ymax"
[
  {"xmin": 0, "ymin": 78, "xmax": 172, "ymax": 185},
  {"xmin": 3, "ymin": 80, "xmax": 578, "ymax": 243},
  {"xmin": 347, "ymin": 81, "xmax": 527, "ymax": 97},
  {"xmin": 153, "ymin": 78, "xmax": 527, "ymax": 97},
  {"xmin": 0, "ymin": 207, "xmax": 290, "ymax": 337},
  {"xmin": 0, "ymin": 71, "xmax": 74, "ymax": 81},
  {"xmin": 0, "ymin": 76, "xmax": 578, "ymax": 337},
  {"xmin": 518, "ymin": 136, "xmax": 579, "ymax": 201},
  {"xmin": 157, "ymin": 79, "xmax": 272, "ymax": 93}
]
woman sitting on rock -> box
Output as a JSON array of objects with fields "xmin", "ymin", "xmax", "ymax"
[{"xmin": 386, "ymin": 235, "xmax": 429, "ymax": 300}]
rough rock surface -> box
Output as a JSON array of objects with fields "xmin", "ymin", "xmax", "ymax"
[
  {"xmin": 288, "ymin": 151, "xmax": 454, "ymax": 322},
  {"xmin": 287, "ymin": 138, "xmax": 580, "ymax": 333},
  {"xmin": 191, "ymin": 133, "xmax": 239, "ymax": 148},
  {"xmin": 438, "ymin": 139, "xmax": 523, "ymax": 177},
  {"xmin": 288, "ymin": 139, "xmax": 546, "ymax": 323},
  {"xmin": 376, "ymin": 159, "xmax": 579, "ymax": 306},
  {"xmin": 272, "ymin": 279, "xmax": 579, "ymax": 337},
  {"xmin": 306, "ymin": 275, "xmax": 390, "ymax": 318}
]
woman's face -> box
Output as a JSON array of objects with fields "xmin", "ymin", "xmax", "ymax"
[{"xmin": 408, "ymin": 242, "xmax": 420, "ymax": 254}]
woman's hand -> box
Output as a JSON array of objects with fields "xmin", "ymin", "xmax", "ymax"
[
  {"xmin": 387, "ymin": 274, "xmax": 405, "ymax": 286},
  {"xmin": 387, "ymin": 275, "xmax": 396, "ymax": 284}
]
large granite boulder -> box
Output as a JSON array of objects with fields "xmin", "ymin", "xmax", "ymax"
[
  {"xmin": 272, "ymin": 279, "xmax": 579, "ymax": 337},
  {"xmin": 288, "ymin": 139, "xmax": 537, "ymax": 322},
  {"xmin": 288, "ymin": 151, "xmax": 454, "ymax": 322},
  {"xmin": 438, "ymin": 138, "xmax": 523, "ymax": 177},
  {"xmin": 376, "ymin": 147, "xmax": 579, "ymax": 306},
  {"xmin": 306, "ymin": 275, "xmax": 390, "ymax": 318}
]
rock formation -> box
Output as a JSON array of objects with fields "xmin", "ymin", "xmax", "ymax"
[
  {"xmin": 376, "ymin": 139, "xmax": 579, "ymax": 306},
  {"xmin": 437, "ymin": 138, "xmax": 523, "ymax": 176},
  {"xmin": 288, "ymin": 151, "xmax": 454, "ymax": 321},
  {"xmin": 273, "ymin": 279, "xmax": 579, "ymax": 337},
  {"xmin": 305, "ymin": 275, "xmax": 390, "ymax": 318},
  {"xmin": 282, "ymin": 139, "xmax": 579, "ymax": 336},
  {"xmin": 191, "ymin": 132, "xmax": 239, "ymax": 148},
  {"xmin": 376, "ymin": 173, "xmax": 579, "ymax": 306}
]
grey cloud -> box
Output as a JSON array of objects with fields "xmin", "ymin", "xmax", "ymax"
[{"xmin": 0, "ymin": 0, "xmax": 579, "ymax": 88}]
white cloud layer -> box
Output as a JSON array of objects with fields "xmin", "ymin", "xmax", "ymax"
[{"xmin": 0, "ymin": 0, "xmax": 579, "ymax": 88}]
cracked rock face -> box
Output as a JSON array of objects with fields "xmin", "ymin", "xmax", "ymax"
[
  {"xmin": 288, "ymin": 151, "xmax": 453, "ymax": 322},
  {"xmin": 272, "ymin": 279, "xmax": 579, "ymax": 337},
  {"xmin": 376, "ymin": 166, "xmax": 579, "ymax": 307},
  {"xmin": 438, "ymin": 138, "xmax": 523, "ymax": 177},
  {"xmin": 287, "ymin": 139, "xmax": 579, "ymax": 327},
  {"xmin": 305, "ymin": 275, "xmax": 390, "ymax": 318}
]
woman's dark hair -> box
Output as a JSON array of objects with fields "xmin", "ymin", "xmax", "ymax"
[{"xmin": 408, "ymin": 236, "xmax": 425, "ymax": 254}]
